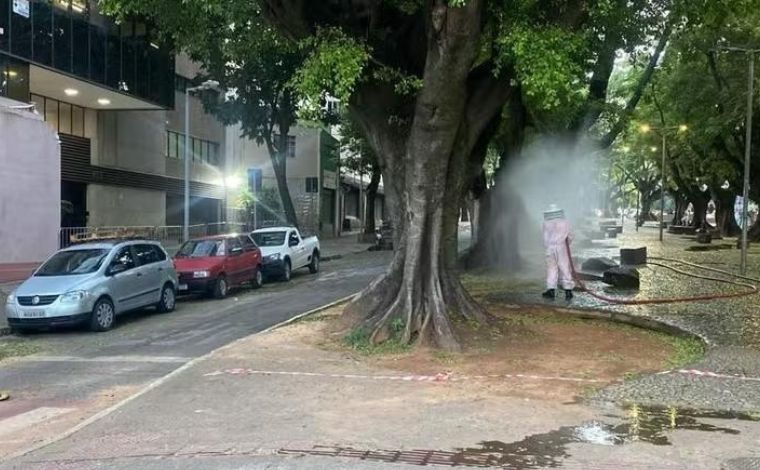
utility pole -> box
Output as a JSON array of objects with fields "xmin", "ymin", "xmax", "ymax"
[
  {"xmin": 741, "ymin": 51, "xmax": 755, "ymax": 274},
  {"xmin": 660, "ymin": 133, "xmax": 667, "ymax": 242},
  {"xmin": 183, "ymin": 80, "xmax": 220, "ymax": 242},
  {"xmin": 712, "ymin": 45, "xmax": 758, "ymax": 274}
]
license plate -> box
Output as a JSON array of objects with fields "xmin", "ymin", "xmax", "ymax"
[
  {"xmin": 21, "ymin": 310, "xmax": 45, "ymax": 319},
  {"xmin": 178, "ymin": 284, "xmax": 188, "ymax": 291}
]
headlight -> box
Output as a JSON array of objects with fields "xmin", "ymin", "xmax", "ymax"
[
  {"xmin": 266, "ymin": 253, "xmax": 281, "ymax": 262},
  {"xmin": 5, "ymin": 292, "xmax": 15, "ymax": 304},
  {"xmin": 193, "ymin": 271, "xmax": 210, "ymax": 279},
  {"xmin": 60, "ymin": 291, "xmax": 88, "ymax": 303}
]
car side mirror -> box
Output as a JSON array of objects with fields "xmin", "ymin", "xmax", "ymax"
[
  {"xmin": 108, "ymin": 263, "xmax": 127, "ymax": 276},
  {"xmin": 289, "ymin": 238, "xmax": 298, "ymax": 247},
  {"xmin": 230, "ymin": 247, "xmax": 243, "ymax": 255}
]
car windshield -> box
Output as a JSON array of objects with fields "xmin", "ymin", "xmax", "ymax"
[
  {"xmin": 35, "ymin": 249, "xmax": 109, "ymax": 276},
  {"xmin": 177, "ymin": 239, "xmax": 226, "ymax": 258},
  {"xmin": 252, "ymin": 231, "xmax": 286, "ymax": 247}
]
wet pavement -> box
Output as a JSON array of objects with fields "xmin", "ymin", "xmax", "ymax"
[{"xmin": 489, "ymin": 221, "xmax": 760, "ymax": 413}]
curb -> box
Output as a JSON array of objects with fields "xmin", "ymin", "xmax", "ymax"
[
  {"xmin": 321, "ymin": 248, "xmax": 370, "ymax": 263},
  {"xmin": 0, "ymin": 292, "xmax": 359, "ymax": 464}
]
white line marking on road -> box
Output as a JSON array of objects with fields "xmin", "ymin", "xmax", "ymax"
[
  {"xmin": 21, "ymin": 356, "xmax": 192, "ymax": 364},
  {"xmin": 1, "ymin": 293, "xmax": 359, "ymax": 463},
  {"xmin": 0, "ymin": 408, "xmax": 75, "ymax": 438}
]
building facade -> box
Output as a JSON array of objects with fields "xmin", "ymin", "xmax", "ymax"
[
  {"xmin": 226, "ymin": 125, "xmax": 341, "ymax": 237},
  {"xmin": 0, "ymin": 0, "xmax": 226, "ymax": 235}
]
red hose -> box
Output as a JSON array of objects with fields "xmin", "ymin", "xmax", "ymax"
[{"xmin": 565, "ymin": 238, "xmax": 759, "ymax": 305}]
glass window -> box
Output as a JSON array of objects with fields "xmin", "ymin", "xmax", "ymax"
[
  {"xmin": 134, "ymin": 244, "xmax": 159, "ymax": 265},
  {"xmin": 105, "ymin": 25, "xmax": 120, "ymax": 88},
  {"xmin": 35, "ymin": 249, "xmax": 109, "ymax": 276},
  {"xmin": 110, "ymin": 246, "xmax": 136, "ymax": 271},
  {"xmin": 71, "ymin": 105, "xmax": 84, "ymax": 136},
  {"xmin": 59, "ymin": 101, "xmax": 72, "ymax": 134},
  {"xmin": 210, "ymin": 143, "xmax": 218, "ymax": 166},
  {"xmin": 30, "ymin": 93, "xmax": 44, "ymax": 115},
  {"xmin": 151, "ymin": 245, "xmax": 167, "ymax": 262},
  {"xmin": 0, "ymin": 57, "xmax": 30, "ymax": 102},
  {"xmin": 10, "ymin": 0, "xmax": 32, "ymax": 58},
  {"xmin": 0, "ymin": 0, "xmax": 9, "ymax": 51},
  {"xmin": 177, "ymin": 133, "xmax": 186, "ymax": 160},
  {"xmin": 201, "ymin": 140, "xmax": 208, "ymax": 163},
  {"xmin": 89, "ymin": 25, "xmax": 105, "ymax": 83},
  {"xmin": 167, "ymin": 131, "xmax": 178, "ymax": 158},
  {"xmin": 45, "ymin": 98, "xmax": 58, "ymax": 130},
  {"xmin": 238, "ymin": 235, "xmax": 256, "ymax": 251},
  {"xmin": 305, "ymin": 177, "xmax": 319, "ymax": 193},
  {"xmin": 193, "ymin": 138, "xmax": 201, "ymax": 162},
  {"xmin": 53, "ymin": 4, "xmax": 72, "ymax": 72},
  {"xmin": 32, "ymin": 0, "xmax": 53, "ymax": 65},
  {"xmin": 72, "ymin": 14, "xmax": 89, "ymax": 77}
]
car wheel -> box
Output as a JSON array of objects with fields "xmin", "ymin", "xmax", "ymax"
[
  {"xmin": 251, "ymin": 267, "xmax": 263, "ymax": 289},
  {"xmin": 308, "ymin": 252, "xmax": 320, "ymax": 274},
  {"xmin": 10, "ymin": 326, "xmax": 32, "ymax": 335},
  {"xmin": 213, "ymin": 275, "xmax": 228, "ymax": 299},
  {"xmin": 89, "ymin": 298, "xmax": 115, "ymax": 332},
  {"xmin": 156, "ymin": 283, "xmax": 176, "ymax": 313},
  {"xmin": 281, "ymin": 259, "xmax": 292, "ymax": 282}
]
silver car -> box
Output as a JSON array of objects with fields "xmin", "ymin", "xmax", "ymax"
[{"xmin": 5, "ymin": 240, "xmax": 178, "ymax": 332}]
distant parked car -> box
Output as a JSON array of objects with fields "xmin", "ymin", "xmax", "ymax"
[
  {"xmin": 5, "ymin": 240, "xmax": 178, "ymax": 333},
  {"xmin": 251, "ymin": 227, "xmax": 320, "ymax": 281},
  {"xmin": 174, "ymin": 234, "xmax": 263, "ymax": 299}
]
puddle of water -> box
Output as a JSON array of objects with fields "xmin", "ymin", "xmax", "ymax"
[
  {"xmin": 453, "ymin": 404, "xmax": 752, "ymax": 468},
  {"xmin": 281, "ymin": 405, "xmax": 759, "ymax": 469}
]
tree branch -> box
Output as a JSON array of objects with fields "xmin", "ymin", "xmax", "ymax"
[{"xmin": 599, "ymin": 23, "xmax": 673, "ymax": 148}]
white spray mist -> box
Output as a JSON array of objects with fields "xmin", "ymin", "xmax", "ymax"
[{"xmin": 492, "ymin": 136, "xmax": 602, "ymax": 276}]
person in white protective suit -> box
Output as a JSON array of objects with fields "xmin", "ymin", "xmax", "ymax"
[{"xmin": 541, "ymin": 205, "xmax": 575, "ymax": 301}]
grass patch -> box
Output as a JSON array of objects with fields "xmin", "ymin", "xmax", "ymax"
[
  {"xmin": 0, "ymin": 340, "xmax": 40, "ymax": 362},
  {"xmin": 662, "ymin": 335, "xmax": 705, "ymax": 369},
  {"xmin": 460, "ymin": 272, "xmax": 541, "ymax": 298},
  {"xmin": 343, "ymin": 322, "xmax": 411, "ymax": 356}
]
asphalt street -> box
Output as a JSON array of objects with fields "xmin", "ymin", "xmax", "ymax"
[{"xmin": 0, "ymin": 251, "xmax": 390, "ymax": 460}]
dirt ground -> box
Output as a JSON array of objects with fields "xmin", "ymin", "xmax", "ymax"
[{"xmin": 292, "ymin": 302, "xmax": 683, "ymax": 402}]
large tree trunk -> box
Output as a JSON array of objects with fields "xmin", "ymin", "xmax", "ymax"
[
  {"xmin": 345, "ymin": 1, "xmax": 493, "ymax": 351},
  {"xmin": 712, "ymin": 188, "xmax": 740, "ymax": 236},
  {"xmin": 266, "ymin": 129, "xmax": 300, "ymax": 228},
  {"xmin": 363, "ymin": 162, "xmax": 381, "ymax": 235}
]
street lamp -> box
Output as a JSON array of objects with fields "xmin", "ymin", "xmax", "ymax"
[
  {"xmin": 713, "ymin": 45, "xmax": 759, "ymax": 275},
  {"xmin": 183, "ymin": 80, "xmax": 221, "ymax": 242},
  {"xmin": 640, "ymin": 123, "xmax": 688, "ymax": 242}
]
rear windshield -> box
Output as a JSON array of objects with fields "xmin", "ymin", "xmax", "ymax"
[
  {"xmin": 176, "ymin": 239, "xmax": 226, "ymax": 258},
  {"xmin": 36, "ymin": 249, "xmax": 109, "ymax": 276},
  {"xmin": 252, "ymin": 232, "xmax": 286, "ymax": 247}
]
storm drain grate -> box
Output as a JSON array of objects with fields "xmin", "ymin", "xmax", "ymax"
[{"xmin": 280, "ymin": 446, "xmax": 498, "ymax": 467}]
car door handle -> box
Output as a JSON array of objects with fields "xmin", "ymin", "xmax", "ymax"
[
  {"xmin": 136, "ymin": 272, "xmax": 143, "ymax": 277},
  {"xmin": 157, "ymin": 267, "xmax": 164, "ymax": 272}
]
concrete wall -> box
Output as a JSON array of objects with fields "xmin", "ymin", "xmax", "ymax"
[
  {"xmin": 0, "ymin": 106, "xmax": 60, "ymax": 262},
  {"xmin": 227, "ymin": 125, "xmax": 320, "ymax": 180},
  {"xmin": 86, "ymin": 184, "xmax": 166, "ymax": 227}
]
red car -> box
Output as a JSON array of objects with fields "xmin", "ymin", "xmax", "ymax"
[{"xmin": 174, "ymin": 234, "xmax": 263, "ymax": 299}]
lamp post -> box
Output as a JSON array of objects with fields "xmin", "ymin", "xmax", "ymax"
[
  {"xmin": 183, "ymin": 80, "xmax": 220, "ymax": 242},
  {"xmin": 713, "ymin": 45, "xmax": 758, "ymax": 274},
  {"xmin": 640, "ymin": 123, "xmax": 688, "ymax": 242}
]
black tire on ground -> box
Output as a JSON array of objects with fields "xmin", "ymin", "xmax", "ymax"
[
  {"xmin": 213, "ymin": 275, "xmax": 228, "ymax": 299},
  {"xmin": 308, "ymin": 251, "xmax": 320, "ymax": 274},
  {"xmin": 251, "ymin": 266, "xmax": 263, "ymax": 289},
  {"xmin": 89, "ymin": 297, "xmax": 115, "ymax": 332},
  {"xmin": 156, "ymin": 283, "xmax": 176, "ymax": 313},
  {"xmin": 10, "ymin": 326, "xmax": 31, "ymax": 335},
  {"xmin": 281, "ymin": 259, "xmax": 292, "ymax": 282}
]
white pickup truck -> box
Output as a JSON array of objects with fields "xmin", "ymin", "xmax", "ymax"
[{"xmin": 251, "ymin": 227, "xmax": 320, "ymax": 281}]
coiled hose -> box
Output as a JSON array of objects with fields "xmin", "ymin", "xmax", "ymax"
[{"xmin": 565, "ymin": 239, "xmax": 760, "ymax": 305}]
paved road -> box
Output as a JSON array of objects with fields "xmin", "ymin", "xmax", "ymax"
[{"xmin": 0, "ymin": 251, "xmax": 390, "ymax": 460}]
